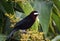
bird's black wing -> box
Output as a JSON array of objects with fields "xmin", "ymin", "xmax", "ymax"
[
  {"xmin": 14, "ymin": 16, "xmax": 35, "ymax": 30},
  {"xmin": 14, "ymin": 14, "xmax": 32, "ymax": 28}
]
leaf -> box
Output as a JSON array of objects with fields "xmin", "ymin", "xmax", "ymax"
[
  {"xmin": 32, "ymin": 0, "xmax": 53, "ymax": 36},
  {"xmin": 53, "ymin": 5, "xmax": 60, "ymax": 17},
  {"xmin": 17, "ymin": 1, "xmax": 33, "ymax": 15},
  {"xmin": 52, "ymin": 0, "xmax": 60, "ymax": 10},
  {"xmin": 52, "ymin": 12, "xmax": 60, "ymax": 32},
  {"xmin": 0, "ymin": 0, "xmax": 14, "ymax": 14},
  {"xmin": 52, "ymin": 35, "xmax": 60, "ymax": 41},
  {"xmin": 0, "ymin": 34, "xmax": 6, "ymax": 41}
]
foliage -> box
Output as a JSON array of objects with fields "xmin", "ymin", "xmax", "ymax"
[{"xmin": 0, "ymin": 0, "xmax": 60, "ymax": 41}]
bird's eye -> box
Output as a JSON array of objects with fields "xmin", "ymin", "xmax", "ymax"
[{"xmin": 34, "ymin": 13, "xmax": 39, "ymax": 15}]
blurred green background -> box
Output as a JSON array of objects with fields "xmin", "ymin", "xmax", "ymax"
[{"xmin": 0, "ymin": 0, "xmax": 60, "ymax": 41}]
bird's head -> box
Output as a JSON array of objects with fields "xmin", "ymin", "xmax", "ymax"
[
  {"xmin": 30, "ymin": 11, "xmax": 39, "ymax": 19},
  {"xmin": 30, "ymin": 11, "xmax": 39, "ymax": 16},
  {"xmin": 32, "ymin": 11, "xmax": 39, "ymax": 16}
]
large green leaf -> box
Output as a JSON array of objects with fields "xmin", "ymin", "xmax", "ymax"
[
  {"xmin": 39, "ymin": 1, "xmax": 53, "ymax": 36},
  {"xmin": 17, "ymin": 1, "xmax": 33, "ymax": 15},
  {"xmin": 32, "ymin": 0, "xmax": 53, "ymax": 36}
]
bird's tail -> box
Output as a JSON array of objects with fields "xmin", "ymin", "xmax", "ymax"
[{"xmin": 5, "ymin": 29, "xmax": 17, "ymax": 41}]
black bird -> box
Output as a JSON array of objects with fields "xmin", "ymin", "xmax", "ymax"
[{"xmin": 6, "ymin": 11, "xmax": 39, "ymax": 41}]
